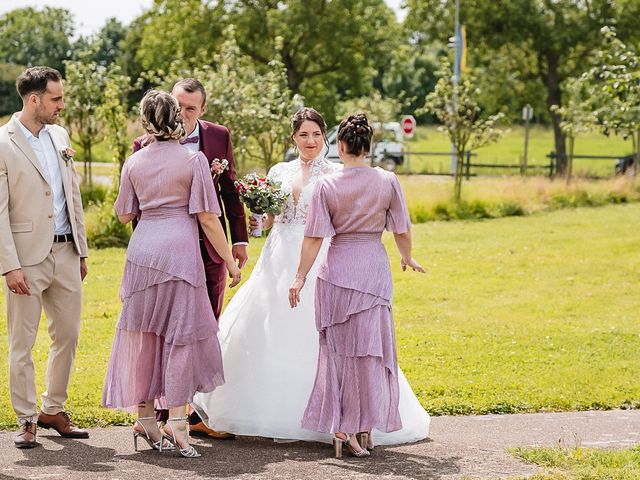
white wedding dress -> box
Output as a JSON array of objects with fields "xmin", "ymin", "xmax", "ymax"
[{"xmin": 192, "ymin": 156, "xmax": 430, "ymax": 445}]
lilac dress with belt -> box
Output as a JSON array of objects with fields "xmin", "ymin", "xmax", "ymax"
[
  {"xmin": 102, "ymin": 141, "xmax": 225, "ymax": 410},
  {"xmin": 301, "ymin": 166, "xmax": 410, "ymax": 434}
]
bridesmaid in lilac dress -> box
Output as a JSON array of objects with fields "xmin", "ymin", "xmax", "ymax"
[
  {"xmin": 102, "ymin": 91, "xmax": 241, "ymax": 458},
  {"xmin": 289, "ymin": 113, "xmax": 425, "ymax": 458}
]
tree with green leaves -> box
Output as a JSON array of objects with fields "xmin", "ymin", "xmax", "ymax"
[
  {"xmin": 229, "ymin": 0, "xmax": 400, "ymax": 123},
  {"xmin": 0, "ymin": 7, "xmax": 74, "ymax": 74},
  {"xmin": 150, "ymin": 27, "xmax": 298, "ymax": 173},
  {"xmin": 98, "ymin": 68, "xmax": 132, "ymax": 176},
  {"xmin": 584, "ymin": 26, "xmax": 640, "ymax": 176},
  {"xmin": 420, "ymin": 58, "xmax": 505, "ymax": 201},
  {"xmin": 378, "ymin": 42, "xmax": 441, "ymax": 123},
  {"xmin": 406, "ymin": 0, "xmax": 640, "ymax": 175},
  {"xmin": 61, "ymin": 51, "xmax": 109, "ymax": 185},
  {"xmin": 135, "ymin": 0, "xmax": 225, "ymax": 72},
  {"xmin": 0, "ymin": 63, "xmax": 25, "ymax": 116},
  {"xmin": 551, "ymin": 78, "xmax": 596, "ymax": 183},
  {"xmin": 73, "ymin": 18, "xmax": 128, "ymax": 68}
]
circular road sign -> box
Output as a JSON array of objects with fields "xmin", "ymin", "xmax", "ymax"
[{"xmin": 401, "ymin": 115, "xmax": 416, "ymax": 138}]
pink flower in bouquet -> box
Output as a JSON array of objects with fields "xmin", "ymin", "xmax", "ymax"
[{"xmin": 235, "ymin": 173, "xmax": 288, "ymax": 237}]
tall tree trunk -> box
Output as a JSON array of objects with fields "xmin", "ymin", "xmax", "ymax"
[
  {"xmin": 453, "ymin": 148, "xmax": 465, "ymax": 201},
  {"xmin": 281, "ymin": 48, "xmax": 301, "ymax": 93},
  {"xmin": 634, "ymin": 129, "xmax": 639, "ymax": 177},
  {"xmin": 565, "ymin": 134, "xmax": 574, "ymax": 185},
  {"xmin": 87, "ymin": 143, "xmax": 93, "ymax": 187},
  {"xmin": 543, "ymin": 53, "xmax": 567, "ymax": 176}
]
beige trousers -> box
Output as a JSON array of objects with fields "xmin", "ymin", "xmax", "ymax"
[{"xmin": 5, "ymin": 242, "xmax": 82, "ymax": 422}]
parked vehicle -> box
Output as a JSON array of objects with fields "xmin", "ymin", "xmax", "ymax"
[
  {"xmin": 615, "ymin": 154, "xmax": 635, "ymax": 175},
  {"xmin": 285, "ymin": 122, "xmax": 405, "ymax": 171}
]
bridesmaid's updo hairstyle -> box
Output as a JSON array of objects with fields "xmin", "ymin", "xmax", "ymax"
[
  {"xmin": 337, "ymin": 113, "xmax": 373, "ymax": 156},
  {"xmin": 139, "ymin": 89, "xmax": 186, "ymax": 141},
  {"xmin": 290, "ymin": 107, "xmax": 327, "ymax": 142}
]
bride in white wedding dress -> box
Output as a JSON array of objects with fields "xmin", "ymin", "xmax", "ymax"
[{"xmin": 192, "ymin": 108, "xmax": 429, "ymax": 446}]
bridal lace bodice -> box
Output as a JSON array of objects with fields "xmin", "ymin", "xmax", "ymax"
[{"xmin": 267, "ymin": 156, "xmax": 341, "ymax": 226}]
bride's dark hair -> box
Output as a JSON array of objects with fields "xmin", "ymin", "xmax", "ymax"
[
  {"xmin": 290, "ymin": 107, "xmax": 327, "ymax": 142},
  {"xmin": 337, "ymin": 113, "xmax": 373, "ymax": 156}
]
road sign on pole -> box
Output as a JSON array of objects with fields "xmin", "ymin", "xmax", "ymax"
[{"xmin": 401, "ymin": 115, "xmax": 416, "ymax": 138}]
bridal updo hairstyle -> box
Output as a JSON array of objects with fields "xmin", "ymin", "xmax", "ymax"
[
  {"xmin": 337, "ymin": 113, "xmax": 373, "ymax": 156},
  {"xmin": 290, "ymin": 107, "xmax": 327, "ymax": 142},
  {"xmin": 139, "ymin": 90, "xmax": 186, "ymax": 141}
]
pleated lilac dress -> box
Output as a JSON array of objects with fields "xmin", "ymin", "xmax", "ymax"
[
  {"xmin": 102, "ymin": 141, "xmax": 225, "ymax": 410},
  {"xmin": 301, "ymin": 166, "xmax": 410, "ymax": 434}
]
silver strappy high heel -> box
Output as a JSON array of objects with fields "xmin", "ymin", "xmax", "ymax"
[
  {"xmin": 333, "ymin": 433, "xmax": 370, "ymax": 458},
  {"xmin": 133, "ymin": 417, "xmax": 174, "ymax": 451},
  {"xmin": 163, "ymin": 417, "xmax": 201, "ymax": 458},
  {"xmin": 357, "ymin": 431, "xmax": 373, "ymax": 451}
]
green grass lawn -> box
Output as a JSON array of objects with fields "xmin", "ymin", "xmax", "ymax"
[
  {"xmin": 0, "ymin": 203, "xmax": 639, "ymax": 428},
  {"xmin": 511, "ymin": 446, "xmax": 640, "ymax": 479},
  {"xmin": 407, "ymin": 125, "xmax": 634, "ymax": 177}
]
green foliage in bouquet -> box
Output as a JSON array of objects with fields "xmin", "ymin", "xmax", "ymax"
[{"xmin": 235, "ymin": 173, "xmax": 288, "ymax": 215}]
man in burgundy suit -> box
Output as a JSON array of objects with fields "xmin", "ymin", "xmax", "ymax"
[{"xmin": 132, "ymin": 78, "xmax": 248, "ymax": 439}]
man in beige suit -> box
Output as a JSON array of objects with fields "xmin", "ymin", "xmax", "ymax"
[{"xmin": 0, "ymin": 67, "xmax": 89, "ymax": 448}]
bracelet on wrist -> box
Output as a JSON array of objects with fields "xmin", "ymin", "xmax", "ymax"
[{"xmin": 295, "ymin": 273, "xmax": 306, "ymax": 282}]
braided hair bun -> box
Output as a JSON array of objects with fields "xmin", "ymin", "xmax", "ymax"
[
  {"xmin": 140, "ymin": 89, "xmax": 186, "ymax": 141},
  {"xmin": 337, "ymin": 113, "xmax": 373, "ymax": 156}
]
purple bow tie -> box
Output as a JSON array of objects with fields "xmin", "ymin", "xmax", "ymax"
[{"xmin": 180, "ymin": 136, "xmax": 199, "ymax": 145}]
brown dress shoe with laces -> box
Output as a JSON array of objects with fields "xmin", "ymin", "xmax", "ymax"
[
  {"xmin": 14, "ymin": 420, "xmax": 37, "ymax": 448},
  {"xmin": 189, "ymin": 421, "xmax": 235, "ymax": 440},
  {"xmin": 37, "ymin": 411, "xmax": 89, "ymax": 438}
]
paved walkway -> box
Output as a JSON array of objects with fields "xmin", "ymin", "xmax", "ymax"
[{"xmin": 1, "ymin": 410, "xmax": 638, "ymax": 480}]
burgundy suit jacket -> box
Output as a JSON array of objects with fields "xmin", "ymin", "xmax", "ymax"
[{"xmin": 132, "ymin": 120, "xmax": 248, "ymax": 264}]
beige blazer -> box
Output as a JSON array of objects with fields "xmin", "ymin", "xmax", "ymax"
[{"xmin": 0, "ymin": 116, "xmax": 88, "ymax": 275}]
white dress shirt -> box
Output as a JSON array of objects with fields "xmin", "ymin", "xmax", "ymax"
[
  {"xmin": 14, "ymin": 114, "xmax": 71, "ymax": 235},
  {"xmin": 183, "ymin": 122, "xmax": 200, "ymax": 153}
]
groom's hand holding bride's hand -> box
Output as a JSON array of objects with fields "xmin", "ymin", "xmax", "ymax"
[
  {"xmin": 401, "ymin": 257, "xmax": 426, "ymax": 273},
  {"xmin": 232, "ymin": 244, "xmax": 248, "ymax": 269},
  {"xmin": 289, "ymin": 274, "xmax": 306, "ymax": 308}
]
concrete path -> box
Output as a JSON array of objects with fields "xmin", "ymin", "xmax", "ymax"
[{"xmin": 1, "ymin": 410, "xmax": 638, "ymax": 480}]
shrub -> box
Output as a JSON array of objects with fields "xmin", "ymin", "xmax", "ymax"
[
  {"xmin": 496, "ymin": 201, "xmax": 526, "ymax": 217},
  {"xmin": 84, "ymin": 189, "xmax": 131, "ymax": 249},
  {"xmin": 81, "ymin": 183, "xmax": 109, "ymax": 207}
]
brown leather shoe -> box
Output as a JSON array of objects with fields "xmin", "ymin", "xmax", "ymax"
[
  {"xmin": 37, "ymin": 411, "xmax": 89, "ymax": 438},
  {"xmin": 189, "ymin": 421, "xmax": 235, "ymax": 440},
  {"xmin": 14, "ymin": 420, "xmax": 37, "ymax": 449}
]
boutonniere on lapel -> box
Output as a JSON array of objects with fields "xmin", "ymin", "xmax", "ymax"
[
  {"xmin": 60, "ymin": 147, "xmax": 76, "ymax": 166},
  {"xmin": 211, "ymin": 158, "xmax": 229, "ymax": 180}
]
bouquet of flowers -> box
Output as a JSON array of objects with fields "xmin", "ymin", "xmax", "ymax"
[{"xmin": 235, "ymin": 173, "xmax": 288, "ymax": 237}]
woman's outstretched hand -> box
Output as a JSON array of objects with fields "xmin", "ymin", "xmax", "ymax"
[
  {"xmin": 228, "ymin": 264, "xmax": 242, "ymax": 288},
  {"xmin": 401, "ymin": 257, "xmax": 425, "ymax": 273},
  {"xmin": 289, "ymin": 276, "xmax": 306, "ymax": 308}
]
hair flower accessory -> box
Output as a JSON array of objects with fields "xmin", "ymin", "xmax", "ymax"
[{"xmin": 60, "ymin": 147, "xmax": 75, "ymax": 165}]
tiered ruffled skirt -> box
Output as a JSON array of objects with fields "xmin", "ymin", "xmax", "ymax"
[
  {"xmin": 302, "ymin": 233, "xmax": 402, "ymax": 434},
  {"xmin": 102, "ymin": 208, "xmax": 224, "ymax": 410}
]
